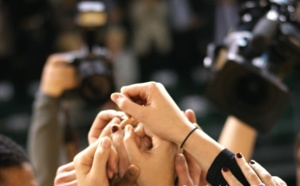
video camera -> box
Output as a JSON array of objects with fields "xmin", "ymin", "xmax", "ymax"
[
  {"xmin": 204, "ymin": 0, "xmax": 300, "ymax": 133},
  {"xmin": 65, "ymin": 0, "xmax": 115, "ymax": 105}
]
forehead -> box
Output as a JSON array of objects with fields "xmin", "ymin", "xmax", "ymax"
[{"xmin": 0, "ymin": 163, "xmax": 37, "ymax": 186}]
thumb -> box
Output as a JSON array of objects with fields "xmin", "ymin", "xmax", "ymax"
[{"xmin": 111, "ymin": 93, "xmax": 145, "ymax": 119}]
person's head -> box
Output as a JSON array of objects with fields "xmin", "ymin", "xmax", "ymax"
[{"xmin": 0, "ymin": 134, "xmax": 37, "ymax": 186}]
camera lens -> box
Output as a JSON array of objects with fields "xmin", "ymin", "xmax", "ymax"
[
  {"xmin": 235, "ymin": 74, "xmax": 268, "ymax": 106},
  {"xmin": 77, "ymin": 56, "xmax": 114, "ymax": 105}
]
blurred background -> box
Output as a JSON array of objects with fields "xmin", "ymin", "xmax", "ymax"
[{"xmin": 0, "ymin": 0, "xmax": 299, "ymax": 185}]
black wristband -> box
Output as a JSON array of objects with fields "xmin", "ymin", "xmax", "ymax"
[
  {"xmin": 206, "ymin": 148, "xmax": 249, "ymax": 186},
  {"xmin": 180, "ymin": 126, "xmax": 198, "ymax": 148}
]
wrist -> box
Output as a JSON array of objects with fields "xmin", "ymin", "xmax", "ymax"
[
  {"xmin": 40, "ymin": 86, "xmax": 62, "ymax": 98},
  {"xmin": 172, "ymin": 120, "xmax": 195, "ymax": 146},
  {"xmin": 183, "ymin": 129, "xmax": 225, "ymax": 172}
]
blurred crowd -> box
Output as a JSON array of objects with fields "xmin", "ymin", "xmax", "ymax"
[{"xmin": 0, "ymin": 0, "xmax": 232, "ymax": 100}]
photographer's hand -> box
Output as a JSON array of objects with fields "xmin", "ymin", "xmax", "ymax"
[{"xmin": 40, "ymin": 54, "xmax": 79, "ymax": 97}]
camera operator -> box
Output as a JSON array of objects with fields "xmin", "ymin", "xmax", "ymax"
[
  {"xmin": 26, "ymin": 1, "xmax": 138, "ymax": 185},
  {"xmin": 27, "ymin": 52, "xmax": 109, "ymax": 186}
]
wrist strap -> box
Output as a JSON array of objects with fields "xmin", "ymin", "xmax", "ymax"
[{"xmin": 180, "ymin": 126, "xmax": 198, "ymax": 149}]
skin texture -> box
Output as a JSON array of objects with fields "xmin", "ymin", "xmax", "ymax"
[{"xmin": 0, "ymin": 162, "xmax": 37, "ymax": 186}]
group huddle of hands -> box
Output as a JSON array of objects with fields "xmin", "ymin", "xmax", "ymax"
[
  {"xmin": 54, "ymin": 108, "xmax": 202, "ymax": 186},
  {"xmin": 53, "ymin": 82, "xmax": 287, "ymax": 186}
]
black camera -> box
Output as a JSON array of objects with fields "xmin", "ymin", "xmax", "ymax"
[
  {"xmin": 204, "ymin": 0, "xmax": 300, "ymax": 133},
  {"xmin": 67, "ymin": 0, "xmax": 115, "ymax": 105}
]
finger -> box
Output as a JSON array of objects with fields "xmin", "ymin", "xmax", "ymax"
[
  {"xmin": 55, "ymin": 169, "xmax": 76, "ymax": 183},
  {"xmin": 107, "ymin": 145, "xmax": 119, "ymax": 179},
  {"xmin": 235, "ymin": 153, "xmax": 262, "ymax": 185},
  {"xmin": 111, "ymin": 125, "xmax": 130, "ymax": 177},
  {"xmin": 90, "ymin": 137, "xmax": 112, "ymax": 178},
  {"xmin": 249, "ymin": 160, "xmax": 276, "ymax": 186},
  {"xmin": 120, "ymin": 117, "xmax": 139, "ymax": 129},
  {"xmin": 114, "ymin": 164, "xmax": 140, "ymax": 186},
  {"xmin": 183, "ymin": 150, "xmax": 201, "ymax": 185},
  {"xmin": 73, "ymin": 140, "xmax": 100, "ymax": 178},
  {"xmin": 184, "ymin": 109, "xmax": 197, "ymax": 124},
  {"xmin": 56, "ymin": 162, "xmax": 75, "ymax": 174},
  {"xmin": 55, "ymin": 180, "xmax": 78, "ymax": 186},
  {"xmin": 272, "ymin": 176, "xmax": 287, "ymax": 186},
  {"xmin": 111, "ymin": 93, "xmax": 146, "ymax": 120},
  {"xmin": 134, "ymin": 123, "xmax": 152, "ymax": 150},
  {"xmin": 123, "ymin": 125, "xmax": 142, "ymax": 162},
  {"xmin": 221, "ymin": 167, "xmax": 243, "ymax": 186},
  {"xmin": 100, "ymin": 117, "xmax": 121, "ymax": 138},
  {"xmin": 88, "ymin": 110, "xmax": 124, "ymax": 144},
  {"xmin": 175, "ymin": 153, "xmax": 193, "ymax": 186}
]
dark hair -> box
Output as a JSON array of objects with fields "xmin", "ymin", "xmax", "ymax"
[{"xmin": 0, "ymin": 134, "xmax": 29, "ymax": 168}]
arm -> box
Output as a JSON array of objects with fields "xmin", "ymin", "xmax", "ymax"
[
  {"xmin": 218, "ymin": 116, "xmax": 257, "ymax": 161},
  {"xmin": 111, "ymin": 82, "xmax": 249, "ymax": 185},
  {"xmin": 27, "ymin": 54, "xmax": 79, "ymax": 186},
  {"xmin": 27, "ymin": 91, "xmax": 61, "ymax": 186}
]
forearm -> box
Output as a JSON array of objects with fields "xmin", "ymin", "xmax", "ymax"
[
  {"xmin": 218, "ymin": 116, "xmax": 257, "ymax": 161},
  {"xmin": 184, "ymin": 129, "xmax": 225, "ymax": 172},
  {"xmin": 27, "ymin": 91, "xmax": 62, "ymax": 186},
  {"xmin": 178, "ymin": 124, "xmax": 249, "ymax": 185}
]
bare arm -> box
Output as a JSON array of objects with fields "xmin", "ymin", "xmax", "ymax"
[{"xmin": 218, "ymin": 116, "xmax": 257, "ymax": 161}]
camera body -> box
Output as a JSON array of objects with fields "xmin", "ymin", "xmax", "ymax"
[
  {"xmin": 65, "ymin": 0, "xmax": 115, "ymax": 105},
  {"xmin": 204, "ymin": 0, "xmax": 300, "ymax": 133},
  {"xmin": 65, "ymin": 46, "xmax": 115, "ymax": 105}
]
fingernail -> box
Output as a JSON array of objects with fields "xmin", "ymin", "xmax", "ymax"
[
  {"xmin": 111, "ymin": 125, "xmax": 119, "ymax": 133},
  {"xmin": 236, "ymin": 152, "xmax": 242, "ymax": 159},
  {"xmin": 101, "ymin": 138, "xmax": 111, "ymax": 149},
  {"xmin": 111, "ymin": 93, "xmax": 120, "ymax": 102},
  {"xmin": 250, "ymin": 160, "xmax": 255, "ymax": 165},
  {"xmin": 222, "ymin": 167, "xmax": 228, "ymax": 172}
]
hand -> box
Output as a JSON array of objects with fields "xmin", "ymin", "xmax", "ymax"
[
  {"xmin": 123, "ymin": 124, "xmax": 178, "ymax": 186},
  {"xmin": 54, "ymin": 162, "xmax": 77, "ymax": 186},
  {"xmin": 40, "ymin": 54, "xmax": 79, "ymax": 97},
  {"xmin": 110, "ymin": 122, "xmax": 152, "ymax": 178},
  {"xmin": 54, "ymin": 155, "xmax": 139, "ymax": 186},
  {"xmin": 73, "ymin": 137, "xmax": 118, "ymax": 186},
  {"xmin": 221, "ymin": 152, "xmax": 287, "ymax": 186},
  {"xmin": 111, "ymin": 82, "xmax": 194, "ymax": 145}
]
